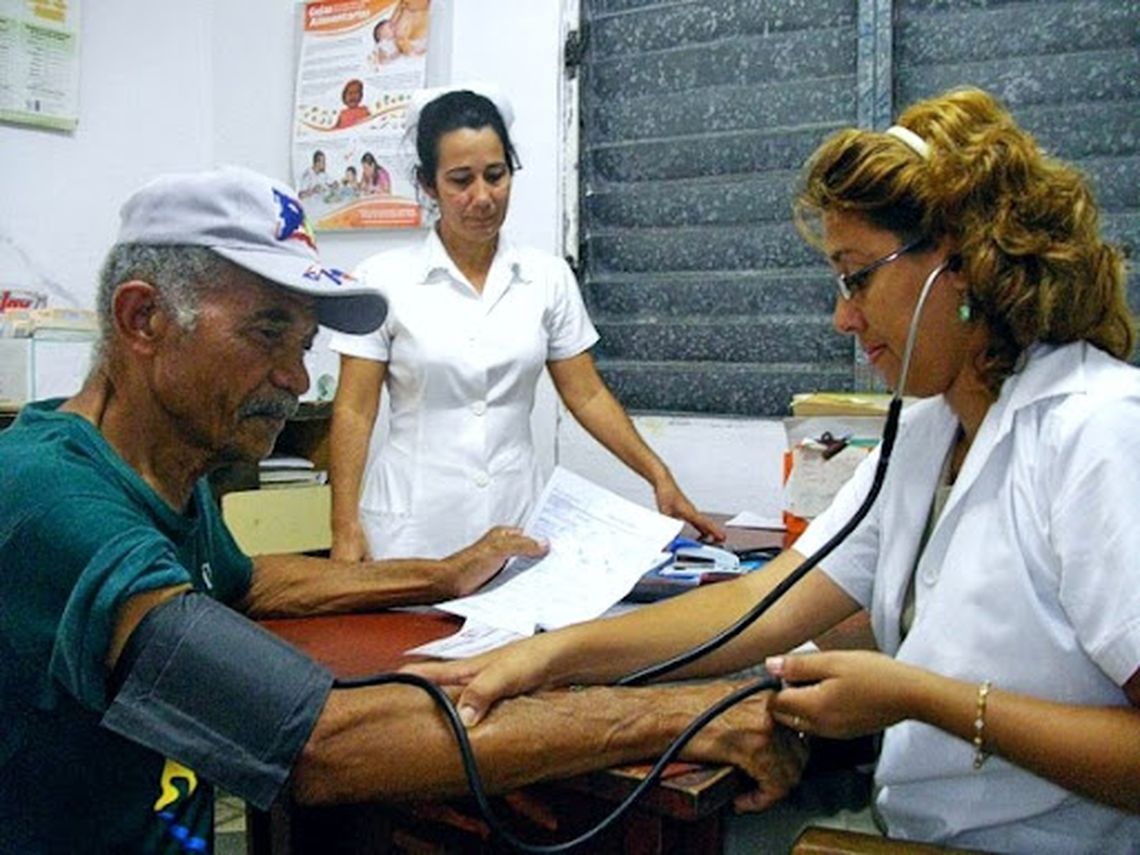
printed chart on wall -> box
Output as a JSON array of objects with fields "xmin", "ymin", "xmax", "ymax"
[
  {"xmin": 293, "ymin": 0, "xmax": 430, "ymax": 230},
  {"xmin": 0, "ymin": 0, "xmax": 81, "ymax": 131}
]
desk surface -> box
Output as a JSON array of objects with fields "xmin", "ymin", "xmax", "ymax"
[
  {"xmin": 262, "ymin": 608, "xmax": 459, "ymax": 676},
  {"xmin": 255, "ymin": 526, "xmax": 876, "ymax": 854},
  {"xmin": 260, "ymin": 522, "xmax": 788, "ymax": 678}
]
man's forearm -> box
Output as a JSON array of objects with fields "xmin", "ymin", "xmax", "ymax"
[
  {"xmin": 244, "ymin": 529, "xmax": 544, "ymax": 618},
  {"xmin": 293, "ymin": 679, "xmax": 792, "ymax": 805},
  {"xmin": 243, "ymin": 554, "xmax": 449, "ymax": 618}
]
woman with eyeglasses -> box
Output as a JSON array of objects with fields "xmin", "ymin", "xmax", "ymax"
[{"xmin": 409, "ymin": 87, "xmax": 1140, "ymax": 852}]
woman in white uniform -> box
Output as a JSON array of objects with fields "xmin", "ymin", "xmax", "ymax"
[
  {"xmin": 329, "ymin": 87, "xmax": 722, "ymax": 561},
  {"xmin": 408, "ymin": 87, "xmax": 1140, "ymax": 853}
]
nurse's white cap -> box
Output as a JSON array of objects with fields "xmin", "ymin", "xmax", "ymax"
[{"xmin": 404, "ymin": 81, "xmax": 515, "ymax": 132}]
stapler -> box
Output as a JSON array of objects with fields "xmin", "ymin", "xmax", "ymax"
[{"xmin": 666, "ymin": 537, "xmax": 741, "ymax": 571}]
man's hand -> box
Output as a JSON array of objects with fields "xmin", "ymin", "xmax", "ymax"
[
  {"xmin": 654, "ymin": 477, "xmax": 726, "ymax": 542},
  {"xmin": 438, "ymin": 527, "xmax": 549, "ymax": 598},
  {"xmin": 666, "ymin": 679, "xmax": 807, "ymax": 812}
]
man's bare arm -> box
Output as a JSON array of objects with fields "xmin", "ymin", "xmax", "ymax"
[
  {"xmin": 241, "ymin": 527, "xmax": 547, "ymax": 618},
  {"xmin": 294, "ymin": 678, "xmax": 805, "ymax": 812}
]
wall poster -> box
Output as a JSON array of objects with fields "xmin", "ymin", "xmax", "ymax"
[
  {"xmin": 0, "ymin": 0, "xmax": 81, "ymax": 131},
  {"xmin": 293, "ymin": 0, "xmax": 430, "ymax": 230}
]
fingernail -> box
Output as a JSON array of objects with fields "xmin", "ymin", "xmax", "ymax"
[
  {"xmin": 765, "ymin": 656, "xmax": 784, "ymax": 675},
  {"xmin": 459, "ymin": 705, "xmax": 478, "ymax": 727}
]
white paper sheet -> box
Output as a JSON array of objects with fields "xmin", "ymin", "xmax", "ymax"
[
  {"xmin": 557, "ymin": 413, "xmax": 788, "ymax": 520},
  {"xmin": 407, "ymin": 620, "xmax": 525, "ymax": 659},
  {"xmin": 784, "ymin": 443, "xmax": 872, "ymax": 518},
  {"xmin": 435, "ymin": 466, "xmax": 683, "ymax": 636},
  {"xmin": 724, "ymin": 510, "xmax": 785, "ymax": 530}
]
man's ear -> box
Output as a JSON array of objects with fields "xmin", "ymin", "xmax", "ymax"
[{"xmin": 111, "ymin": 280, "xmax": 169, "ymax": 355}]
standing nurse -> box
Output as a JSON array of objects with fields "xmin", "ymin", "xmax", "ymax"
[{"xmin": 328, "ymin": 86, "xmax": 723, "ymax": 560}]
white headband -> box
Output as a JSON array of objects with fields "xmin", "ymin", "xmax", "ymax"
[
  {"xmin": 404, "ymin": 81, "xmax": 515, "ymax": 132},
  {"xmin": 885, "ymin": 124, "xmax": 930, "ymax": 159}
]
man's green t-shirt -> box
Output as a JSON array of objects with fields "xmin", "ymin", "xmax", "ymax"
[{"xmin": 0, "ymin": 400, "xmax": 253, "ymax": 852}]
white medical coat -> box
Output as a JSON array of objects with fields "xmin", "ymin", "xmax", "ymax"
[
  {"xmin": 795, "ymin": 342, "xmax": 1140, "ymax": 853},
  {"xmin": 329, "ymin": 229, "xmax": 598, "ymax": 559}
]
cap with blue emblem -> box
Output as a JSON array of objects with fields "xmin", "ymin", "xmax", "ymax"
[{"xmin": 115, "ymin": 165, "xmax": 387, "ymax": 335}]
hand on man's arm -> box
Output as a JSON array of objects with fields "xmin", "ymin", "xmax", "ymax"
[
  {"xmin": 294, "ymin": 677, "xmax": 805, "ymax": 810},
  {"xmin": 241, "ymin": 527, "xmax": 548, "ymax": 618},
  {"xmin": 105, "ymin": 579, "xmax": 803, "ymax": 819}
]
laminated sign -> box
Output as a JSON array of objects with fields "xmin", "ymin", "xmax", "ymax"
[{"xmin": 784, "ymin": 441, "xmax": 872, "ymax": 521}]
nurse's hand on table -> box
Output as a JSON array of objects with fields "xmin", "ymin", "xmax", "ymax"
[
  {"xmin": 654, "ymin": 475, "xmax": 726, "ymax": 542},
  {"xmin": 666, "ymin": 678, "xmax": 808, "ymax": 812},
  {"xmin": 440, "ymin": 526, "xmax": 549, "ymax": 597},
  {"xmin": 330, "ymin": 518, "xmax": 371, "ymax": 562}
]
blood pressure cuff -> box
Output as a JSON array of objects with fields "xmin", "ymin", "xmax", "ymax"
[{"xmin": 101, "ymin": 593, "xmax": 334, "ymax": 810}]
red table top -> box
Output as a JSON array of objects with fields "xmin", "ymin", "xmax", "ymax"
[{"xmin": 261, "ymin": 608, "xmax": 462, "ymax": 678}]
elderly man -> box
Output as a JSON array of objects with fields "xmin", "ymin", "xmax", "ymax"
[{"xmin": 0, "ymin": 167, "xmax": 803, "ymax": 852}]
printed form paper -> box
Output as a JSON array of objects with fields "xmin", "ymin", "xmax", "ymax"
[
  {"xmin": 431, "ymin": 466, "xmax": 683, "ymax": 638},
  {"xmin": 408, "ymin": 621, "xmax": 527, "ymax": 659}
]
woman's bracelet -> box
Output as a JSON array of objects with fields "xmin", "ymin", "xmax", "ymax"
[{"xmin": 972, "ymin": 680, "xmax": 992, "ymax": 770}]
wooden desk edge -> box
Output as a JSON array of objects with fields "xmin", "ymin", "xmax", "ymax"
[{"xmin": 554, "ymin": 763, "xmax": 742, "ymax": 821}]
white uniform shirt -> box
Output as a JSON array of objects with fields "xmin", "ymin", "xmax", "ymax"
[
  {"xmin": 329, "ymin": 229, "xmax": 598, "ymax": 559},
  {"xmin": 795, "ymin": 342, "xmax": 1140, "ymax": 854}
]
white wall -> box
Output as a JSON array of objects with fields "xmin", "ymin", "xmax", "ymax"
[
  {"xmin": 0, "ymin": 0, "xmax": 786, "ymax": 521},
  {"xmin": 0, "ymin": 4, "xmax": 214, "ymax": 305},
  {"xmin": 0, "ymin": 0, "xmax": 565, "ymax": 471},
  {"xmin": 0, "ymin": 0, "xmax": 565, "ymax": 307}
]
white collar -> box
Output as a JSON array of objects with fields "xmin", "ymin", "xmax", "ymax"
[
  {"xmin": 985, "ymin": 342, "xmax": 1093, "ymax": 440},
  {"xmin": 920, "ymin": 342, "xmax": 1109, "ymax": 524},
  {"xmin": 908, "ymin": 343, "xmax": 1091, "ymax": 452},
  {"xmin": 417, "ymin": 227, "xmax": 527, "ymax": 288}
]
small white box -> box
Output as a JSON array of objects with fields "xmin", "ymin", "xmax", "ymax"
[
  {"xmin": 222, "ymin": 485, "xmax": 331, "ymax": 555},
  {"xmin": 0, "ymin": 337, "xmax": 95, "ymax": 405}
]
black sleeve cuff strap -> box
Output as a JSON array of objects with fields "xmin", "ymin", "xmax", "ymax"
[{"xmin": 102, "ymin": 593, "xmax": 333, "ymax": 810}]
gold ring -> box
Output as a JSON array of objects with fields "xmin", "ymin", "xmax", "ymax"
[{"xmin": 791, "ymin": 715, "xmax": 801, "ymax": 730}]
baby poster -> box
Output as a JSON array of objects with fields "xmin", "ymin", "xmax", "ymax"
[{"xmin": 292, "ymin": 0, "xmax": 430, "ymax": 230}]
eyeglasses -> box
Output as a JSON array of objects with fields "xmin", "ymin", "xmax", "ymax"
[{"xmin": 835, "ymin": 236, "xmax": 928, "ymax": 301}]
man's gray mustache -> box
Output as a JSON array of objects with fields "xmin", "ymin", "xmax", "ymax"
[{"xmin": 239, "ymin": 395, "xmax": 300, "ymax": 420}]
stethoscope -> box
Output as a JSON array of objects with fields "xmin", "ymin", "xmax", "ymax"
[{"xmin": 335, "ymin": 256, "xmax": 958, "ymax": 852}]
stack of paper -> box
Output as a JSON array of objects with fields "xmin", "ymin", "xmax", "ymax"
[
  {"xmin": 259, "ymin": 455, "xmax": 327, "ymax": 488},
  {"xmin": 410, "ymin": 466, "xmax": 683, "ymax": 658},
  {"xmin": 790, "ymin": 392, "xmax": 893, "ymax": 416}
]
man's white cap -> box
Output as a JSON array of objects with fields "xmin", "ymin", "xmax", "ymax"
[
  {"xmin": 403, "ymin": 81, "xmax": 514, "ymax": 132},
  {"xmin": 116, "ymin": 166, "xmax": 387, "ymax": 335}
]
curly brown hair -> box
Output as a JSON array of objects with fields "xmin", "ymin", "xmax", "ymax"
[{"xmin": 794, "ymin": 87, "xmax": 1134, "ymax": 393}]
